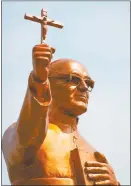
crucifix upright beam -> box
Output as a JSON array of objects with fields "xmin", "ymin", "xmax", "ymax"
[{"xmin": 24, "ymin": 8, "xmax": 64, "ymax": 43}]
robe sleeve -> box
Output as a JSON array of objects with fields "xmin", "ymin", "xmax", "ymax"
[{"xmin": 16, "ymin": 71, "xmax": 52, "ymax": 148}]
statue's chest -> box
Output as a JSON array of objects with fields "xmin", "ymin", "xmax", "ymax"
[
  {"xmin": 36, "ymin": 130, "xmax": 74, "ymax": 177},
  {"xmin": 35, "ymin": 129, "xmax": 96, "ymax": 180}
]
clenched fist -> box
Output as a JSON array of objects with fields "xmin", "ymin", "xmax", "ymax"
[{"xmin": 32, "ymin": 43, "xmax": 55, "ymax": 82}]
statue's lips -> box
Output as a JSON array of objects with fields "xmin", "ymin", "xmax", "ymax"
[{"xmin": 75, "ymin": 95, "xmax": 88, "ymax": 102}]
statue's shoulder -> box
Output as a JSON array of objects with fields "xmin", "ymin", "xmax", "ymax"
[
  {"xmin": 2, "ymin": 123, "xmax": 17, "ymax": 164},
  {"xmin": 2, "ymin": 123, "xmax": 17, "ymax": 145},
  {"xmin": 78, "ymin": 134, "xmax": 96, "ymax": 153}
]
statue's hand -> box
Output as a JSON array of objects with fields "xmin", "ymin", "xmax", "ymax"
[
  {"xmin": 84, "ymin": 151, "xmax": 120, "ymax": 185},
  {"xmin": 32, "ymin": 43, "xmax": 55, "ymax": 82}
]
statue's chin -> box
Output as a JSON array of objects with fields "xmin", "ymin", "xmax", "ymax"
[
  {"xmin": 74, "ymin": 107, "xmax": 87, "ymax": 116},
  {"xmin": 68, "ymin": 101, "xmax": 87, "ymax": 117}
]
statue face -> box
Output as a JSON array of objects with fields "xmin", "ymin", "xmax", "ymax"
[{"xmin": 49, "ymin": 59, "xmax": 94, "ymax": 117}]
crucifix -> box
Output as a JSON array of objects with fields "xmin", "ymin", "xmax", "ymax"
[{"xmin": 24, "ymin": 8, "xmax": 64, "ymax": 44}]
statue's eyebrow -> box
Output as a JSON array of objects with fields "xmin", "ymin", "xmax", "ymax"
[
  {"xmin": 71, "ymin": 72, "xmax": 91, "ymax": 80},
  {"xmin": 83, "ymin": 75, "xmax": 91, "ymax": 80}
]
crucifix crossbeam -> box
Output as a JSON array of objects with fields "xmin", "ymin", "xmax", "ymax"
[{"xmin": 24, "ymin": 9, "xmax": 64, "ymax": 43}]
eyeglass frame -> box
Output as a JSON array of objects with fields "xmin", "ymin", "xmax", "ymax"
[{"xmin": 48, "ymin": 73, "xmax": 95, "ymax": 92}]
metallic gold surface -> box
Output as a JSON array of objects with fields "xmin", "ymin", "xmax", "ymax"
[{"xmin": 2, "ymin": 36, "xmax": 119, "ymax": 185}]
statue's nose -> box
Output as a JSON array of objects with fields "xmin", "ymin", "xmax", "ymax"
[{"xmin": 77, "ymin": 80, "xmax": 88, "ymax": 92}]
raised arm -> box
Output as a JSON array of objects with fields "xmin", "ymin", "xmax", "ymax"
[{"xmin": 16, "ymin": 43, "xmax": 55, "ymax": 148}]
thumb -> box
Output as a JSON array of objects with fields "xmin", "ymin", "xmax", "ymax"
[
  {"xmin": 94, "ymin": 151, "xmax": 108, "ymax": 164},
  {"xmin": 51, "ymin": 47, "xmax": 56, "ymax": 54}
]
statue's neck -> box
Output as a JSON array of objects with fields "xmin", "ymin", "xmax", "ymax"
[{"xmin": 49, "ymin": 104, "xmax": 78, "ymax": 133}]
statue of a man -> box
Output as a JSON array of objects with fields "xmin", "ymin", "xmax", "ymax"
[{"xmin": 2, "ymin": 43, "xmax": 120, "ymax": 185}]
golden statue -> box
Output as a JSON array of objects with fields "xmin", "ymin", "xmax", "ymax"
[{"xmin": 2, "ymin": 9, "xmax": 120, "ymax": 185}]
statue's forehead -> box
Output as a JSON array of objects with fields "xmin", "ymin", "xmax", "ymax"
[
  {"xmin": 67, "ymin": 63, "xmax": 88, "ymax": 77},
  {"xmin": 50, "ymin": 60, "xmax": 89, "ymax": 77}
]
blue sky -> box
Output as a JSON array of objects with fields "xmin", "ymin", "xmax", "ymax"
[{"xmin": 2, "ymin": 1, "xmax": 130, "ymax": 185}]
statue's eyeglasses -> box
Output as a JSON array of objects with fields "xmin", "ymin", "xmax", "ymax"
[{"xmin": 49, "ymin": 74, "xmax": 95, "ymax": 92}]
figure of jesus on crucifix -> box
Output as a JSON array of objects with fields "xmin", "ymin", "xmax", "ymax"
[{"xmin": 2, "ymin": 9, "xmax": 120, "ymax": 185}]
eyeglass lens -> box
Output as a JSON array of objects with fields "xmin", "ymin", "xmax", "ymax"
[{"xmin": 70, "ymin": 75, "xmax": 92, "ymax": 91}]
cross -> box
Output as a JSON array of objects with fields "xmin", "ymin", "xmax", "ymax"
[{"xmin": 24, "ymin": 8, "xmax": 64, "ymax": 43}]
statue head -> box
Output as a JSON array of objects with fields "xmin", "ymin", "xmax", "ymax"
[{"xmin": 49, "ymin": 59, "xmax": 94, "ymax": 117}]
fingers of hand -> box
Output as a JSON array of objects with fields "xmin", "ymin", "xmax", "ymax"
[
  {"xmin": 87, "ymin": 173, "xmax": 109, "ymax": 181},
  {"xmin": 85, "ymin": 161, "xmax": 105, "ymax": 167},
  {"xmin": 84, "ymin": 162, "xmax": 117, "ymax": 185},
  {"xmin": 33, "ymin": 48, "xmax": 52, "ymax": 57},
  {"xmin": 33, "ymin": 52, "xmax": 51, "ymax": 66},
  {"xmin": 94, "ymin": 180, "xmax": 112, "ymax": 185},
  {"xmin": 33, "ymin": 44, "xmax": 53, "ymax": 62},
  {"xmin": 84, "ymin": 161, "xmax": 114, "ymax": 177},
  {"xmin": 33, "ymin": 44, "xmax": 54, "ymax": 54},
  {"xmin": 85, "ymin": 160, "xmax": 115, "ymax": 178},
  {"xmin": 84, "ymin": 167, "xmax": 109, "ymax": 174},
  {"xmin": 107, "ymin": 164, "xmax": 116, "ymax": 175},
  {"xmin": 33, "ymin": 43, "xmax": 50, "ymax": 49},
  {"xmin": 51, "ymin": 47, "xmax": 56, "ymax": 54}
]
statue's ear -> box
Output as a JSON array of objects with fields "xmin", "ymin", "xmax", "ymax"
[{"xmin": 94, "ymin": 151, "xmax": 108, "ymax": 164}]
